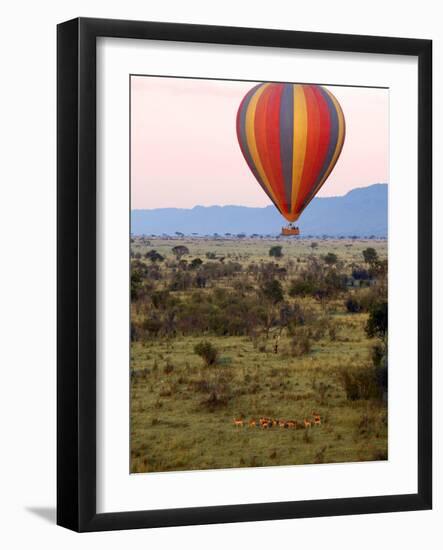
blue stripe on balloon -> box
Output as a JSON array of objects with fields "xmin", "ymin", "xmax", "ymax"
[{"xmin": 279, "ymin": 84, "xmax": 294, "ymax": 211}]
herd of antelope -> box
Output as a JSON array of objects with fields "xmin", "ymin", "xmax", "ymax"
[{"xmin": 233, "ymin": 412, "xmax": 321, "ymax": 430}]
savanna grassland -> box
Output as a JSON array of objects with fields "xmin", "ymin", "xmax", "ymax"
[{"xmin": 130, "ymin": 236, "xmax": 388, "ymax": 473}]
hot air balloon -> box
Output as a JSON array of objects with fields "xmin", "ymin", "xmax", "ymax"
[{"xmin": 236, "ymin": 83, "xmax": 345, "ymax": 235}]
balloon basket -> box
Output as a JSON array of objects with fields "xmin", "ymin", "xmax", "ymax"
[{"xmin": 281, "ymin": 226, "xmax": 300, "ymax": 236}]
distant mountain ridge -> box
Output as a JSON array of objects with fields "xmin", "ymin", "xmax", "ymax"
[{"xmin": 131, "ymin": 184, "xmax": 387, "ymax": 237}]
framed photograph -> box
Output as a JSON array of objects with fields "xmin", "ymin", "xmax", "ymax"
[{"xmin": 57, "ymin": 17, "xmax": 432, "ymax": 531}]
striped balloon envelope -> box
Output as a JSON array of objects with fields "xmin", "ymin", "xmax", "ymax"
[{"xmin": 236, "ymin": 82, "xmax": 345, "ymax": 223}]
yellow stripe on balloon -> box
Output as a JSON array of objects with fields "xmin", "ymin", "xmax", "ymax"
[
  {"xmin": 290, "ymin": 85, "xmax": 308, "ymax": 218},
  {"xmin": 245, "ymin": 84, "xmax": 283, "ymax": 212}
]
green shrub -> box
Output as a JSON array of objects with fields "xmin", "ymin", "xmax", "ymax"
[
  {"xmin": 323, "ymin": 252, "xmax": 338, "ymax": 265},
  {"xmin": 190, "ymin": 258, "xmax": 203, "ymax": 269},
  {"xmin": 363, "ymin": 247, "xmax": 378, "ymax": 265},
  {"xmin": 269, "ymin": 245, "xmax": 283, "ymax": 258},
  {"xmin": 372, "ymin": 340, "xmax": 388, "ymax": 395},
  {"xmin": 145, "ymin": 249, "xmax": 164, "ymax": 263},
  {"xmin": 289, "ymin": 278, "xmax": 317, "ymax": 297},
  {"xmin": 366, "ymin": 302, "xmax": 388, "ymax": 338},
  {"xmin": 260, "ymin": 279, "xmax": 284, "ymax": 304},
  {"xmin": 345, "ymin": 297, "xmax": 362, "ymax": 313},
  {"xmin": 194, "ymin": 341, "xmax": 219, "ymax": 366}
]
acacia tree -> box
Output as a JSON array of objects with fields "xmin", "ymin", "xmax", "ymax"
[
  {"xmin": 261, "ymin": 279, "xmax": 284, "ymax": 304},
  {"xmin": 145, "ymin": 249, "xmax": 164, "ymax": 263},
  {"xmin": 172, "ymin": 245, "xmax": 189, "ymax": 260},
  {"xmin": 362, "ymin": 247, "xmax": 378, "ymax": 266},
  {"xmin": 269, "ymin": 245, "xmax": 283, "ymax": 258},
  {"xmin": 259, "ymin": 279, "xmax": 284, "ymax": 339}
]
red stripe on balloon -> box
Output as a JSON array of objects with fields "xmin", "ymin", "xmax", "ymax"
[
  {"xmin": 296, "ymin": 85, "xmax": 332, "ymax": 212},
  {"xmin": 254, "ymin": 85, "xmax": 287, "ymax": 212}
]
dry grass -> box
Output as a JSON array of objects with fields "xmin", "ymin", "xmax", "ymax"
[{"xmin": 130, "ymin": 237, "xmax": 388, "ymax": 473}]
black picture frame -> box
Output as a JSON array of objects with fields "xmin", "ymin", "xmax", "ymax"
[{"xmin": 57, "ymin": 17, "xmax": 432, "ymax": 532}]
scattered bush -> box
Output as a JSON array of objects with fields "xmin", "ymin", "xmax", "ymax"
[
  {"xmin": 345, "ymin": 297, "xmax": 362, "ymax": 313},
  {"xmin": 339, "ymin": 365, "xmax": 382, "ymax": 400},
  {"xmin": 260, "ymin": 279, "xmax": 284, "ymax": 304},
  {"xmin": 289, "ymin": 257, "xmax": 347, "ymax": 299},
  {"xmin": 328, "ymin": 325, "xmax": 337, "ymax": 341},
  {"xmin": 352, "ymin": 267, "xmax": 370, "ymax": 280},
  {"xmin": 372, "ymin": 340, "xmax": 388, "ymax": 396},
  {"xmin": 269, "ymin": 245, "xmax": 283, "ymax": 258},
  {"xmin": 323, "ymin": 252, "xmax": 338, "ymax": 265},
  {"xmin": 130, "ymin": 322, "xmax": 138, "ymax": 342},
  {"xmin": 366, "ymin": 302, "xmax": 388, "ymax": 338},
  {"xmin": 290, "ymin": 327, "xmax": 312, "ymax": 357},
  {"xmin": 190, "ymin": 258, "xmax": 203, "ymax": 269},
  {"xmin": 164, "ymin": 361, "xmax": 174, "ymax": 375},
  {"xmin": 145, "ymin": 249, "xmax": 164, "ymax": 263},
  {"xmin": 168, "ymin": 270, "xmax": 193, "ymax": 291},
  {"xmin": 172, "ymin": 245, "xmax": 189, "ymax": 259},
  {"xmin": 363, "ymin": 247, "xmax": 378, "ymax": 265},
  {"xmin": 194, "ymin": 341, "xmax": 219, "ymax": 366},
  {"xmin": 344, "ymin": 288, "xmax": 382, "ymax": 314}
]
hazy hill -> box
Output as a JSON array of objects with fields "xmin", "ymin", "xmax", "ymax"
[{"xmin": 131, "ymin": 183, "xmax": 387, "ymax": 237}]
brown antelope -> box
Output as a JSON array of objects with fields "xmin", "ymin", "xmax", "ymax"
[
  {"xmin": 286, "ymin": 420, "xmax": 296, "ymax": 429},
  {"xmin": 313, "ymin": 414, "xmax": 321, "ymax": 426},
  {"xmin": 278, "ymin": 419, "xmax": 286, "ymax": 428},
  {"xmin": 249, "ymin": 418, "xmax": 258, "ymax": 428},
  {"xmin": 304, "ymin": 418, "xmax": 312, "ymax": 429},
  {"xmin": 259, "ymin": 417, "xmax": 271, "ymax": 428},
  {"xmin": 233, "ymin": 418, "xmax": 244, "ymax": 428},
  {"xmin": 272, "ymin": 419, "xmax": 278, "ymax": 427}
]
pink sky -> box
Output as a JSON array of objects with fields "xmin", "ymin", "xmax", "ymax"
[{"xmin": 131, "ymin": 76, "xmax": 388, "ymax": 210}]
